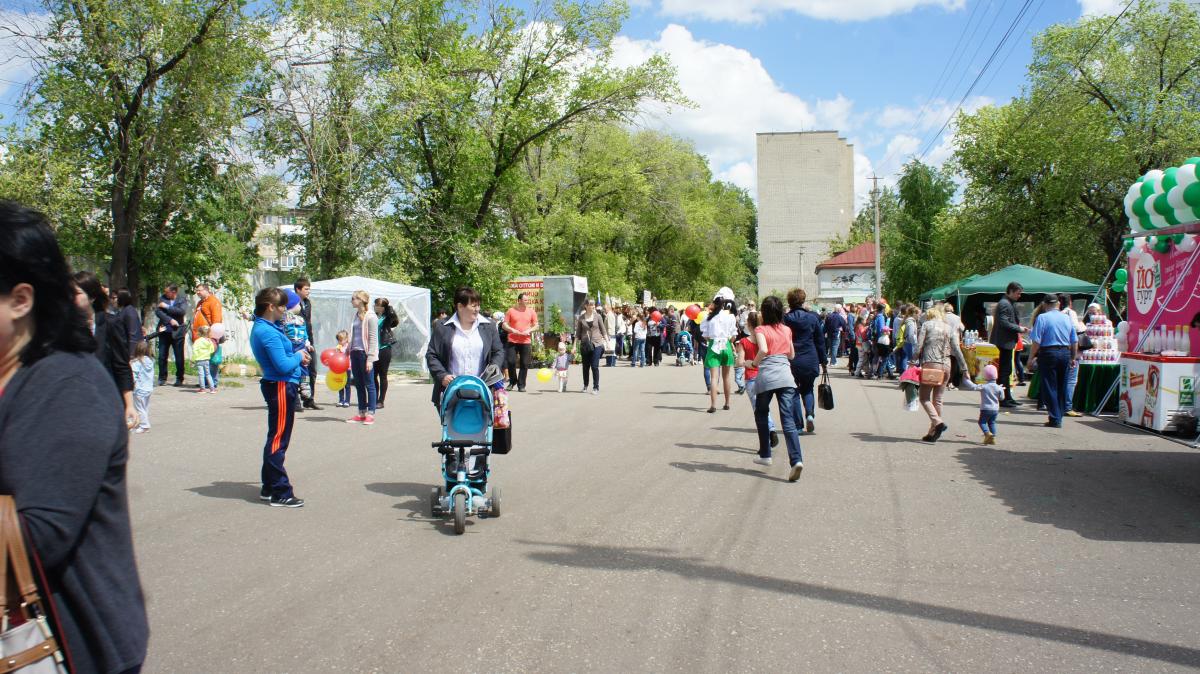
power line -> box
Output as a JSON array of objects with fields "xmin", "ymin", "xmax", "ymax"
[{"xmin": 915, "ymin": 0, "xmax": 1038, "ymax": 162}]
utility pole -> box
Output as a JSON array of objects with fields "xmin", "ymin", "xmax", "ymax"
[{"xmin": 870, "ymin": 175, "xmax": 882, "ymax": 302}]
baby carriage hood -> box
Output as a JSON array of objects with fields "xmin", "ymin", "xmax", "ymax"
[{"xmin": 440, "ymin": 375, "xmax": 493, "ymax": 444}]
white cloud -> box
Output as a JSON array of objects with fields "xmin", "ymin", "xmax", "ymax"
[
  {"xmin": 0, "ymin": 10, "xmax": 51, "ymax": 104},
  {"xmin": 611, "ymin": 24, "xmax": 855, "ymax": 200},
  {"xmin": 1078, "ymin": 0, "xmax": 1127, "ymax": 16},
  {"xmin": 657, "ymin": 0, "xmax": 965, "ymax": 24}
]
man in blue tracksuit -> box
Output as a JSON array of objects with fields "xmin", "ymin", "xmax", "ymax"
[{"xmin": 250, "ymin": 287, "xmax": 310, "ymax": 508}]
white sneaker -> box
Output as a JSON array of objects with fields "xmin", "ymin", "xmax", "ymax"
[
  {"xmin": 590, "ymin": 389, "xmax": 599, "ymax": 396},
  {"xmin": 788, "ymin": 462, "xmax": 804, "ymax": 482},
  {"xmin": 581, "ymin": 385, "xmax": 588, "ymax": 393},
  {"xmin": 805, "ymin": 416, "xmax": 815, "ymax": 433},
  {"xmin": 753, "ymin": 456, "xmax": 772, "ymax": 466}
]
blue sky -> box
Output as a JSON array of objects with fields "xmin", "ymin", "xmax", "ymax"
[{"xmin": 0, "ymin": 0, "xmax": 1133, "ymax": 209}]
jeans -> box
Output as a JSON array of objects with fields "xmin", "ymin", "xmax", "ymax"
[
  {"xmin": 1065, "ymin": 359, "xmax": 1079, "ymax": 412},
  {"xmin": 648, "ymin": 336, "xmax": 661, "ymax": 365},
  {"xmin": 133, "ymin": 391, "xmax": 151, "ymax": 430},
  {"xmin": 615, "ymin": 334, "xmax": 626, "ymax": 358},
  {"xmin": 791, "ymin": 363, "xmax": 818, "ymax": 423},
  {"xmin": 209, "ymin": 358, "xmax": 221, "ymax": 388},
  {"xmin": 979, "ymin": 409, "xmax": 998, "ymax": 435},
  {"xmin": 507, "ymin": 342, "xmax": 532, "ymax": 389},
  {"xmin": 196, "ymin": 359, "xmax": 213, "ymax": 389},
  {"xmin": 350, "ymin": 349, "xmax": 377, "ymax": 414},
  {"xmin": 848, "ymin": 342, "xmax": 859, "ymax": 372},
  {"xmin": 745, "ymin": 378, "xmax": 775, "ymax": 432},
  {"xmin": 1037, "ymin": 348, "xmax": 1070, "ymax": 425},
  {"xmin": 582, "ymin": 344, "xmax": 603, "ymax": 389},
  {"xmin": 633, "ymin": 338, "xmax": 646, "ymax": 366},
  {"xmin": 157, "ymin": 331, "xmax": 184, "ymax": 382},
  {"xmin": 755, "ymin": 386, "xmax": 803, "ymax": 466},
  {"xmin": 260, "ymin": 380, "xmax": 297, "ymax": 499},
  {"xmin": 825, "ymin": 334, "xmax": 838, "ymax": 365},
  {"xmin": 734, "ymin": 366, "xmax": 745, "ymax": 390},
  {"xmin": 895, "ymin": 343, "xmax": 911, "ymax": 375},
  {"xmin": 874, "ymin": 344, "xmax": 891, "ymax": 377},
  {"xmin": 698, "ymin": 342, "xmax": 712, "ymax": 390},
  {"xmin": 338, "ymin": 381, "xmax": 351, "ymax": 405}
]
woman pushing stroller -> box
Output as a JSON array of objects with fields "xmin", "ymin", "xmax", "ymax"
[{"xmin": 426, "ymin": 287, "xmax": 507, "ymax": 483}]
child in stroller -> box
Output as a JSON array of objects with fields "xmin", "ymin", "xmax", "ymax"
[{"xmin": 675, "ymin": 329, "xmax": 694, "ymax": 366}]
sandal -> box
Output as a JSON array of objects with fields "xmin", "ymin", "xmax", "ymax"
[
  {"xmin": 722, "ymin": 404, "xmax": 730, "ymax": 410},
  {"xmin": 707, "ymin": 407, "xmax": 716, "ymax": 414}
]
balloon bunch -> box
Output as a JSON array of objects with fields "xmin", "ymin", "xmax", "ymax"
[
  {"xmin": 320, "ymin": 348, "xmax": 350, "ymax": 390},
  {"xmin": 1112, "ymin": 268, "xmax": 1128, "ymax": 294},
  {"xmin": 684, "ymin": 304, "xmax": 702, "ymax": 320},
  {"xmin": 1124, "ymin": 158, "xmax": 1200, "ymax": 233}
]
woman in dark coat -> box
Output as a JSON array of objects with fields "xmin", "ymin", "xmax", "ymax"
[
  {"xmin": 74, "ymin": 270, "xmax": 137, "ymax": 430},
  {"xmin": 783, "ymin": 288, "xmax": 826, "ymax": 433},
  {"xmin": 0, "ymin": 202, "xmax": 149, "ymax": 674},
  {"xmin": 116, "ymin": 288, "xmax": 143, "ymax": 348}
]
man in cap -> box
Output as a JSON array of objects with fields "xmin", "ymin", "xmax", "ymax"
[{"xmin": 1027, "ymin": 294, "xmax": 1078, "ymax": 428}]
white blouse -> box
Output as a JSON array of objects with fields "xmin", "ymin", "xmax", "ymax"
[{"xmin": 447, "ymin": 314, "xmax": 489, "ymax": 377}]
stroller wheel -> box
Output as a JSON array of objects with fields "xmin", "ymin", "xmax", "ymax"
[
  {"xmin": 429, "ymin": 487, "xmax": 442, "ymax": 516},
  {"xmin": 489, "ymin": 486, "xmax": 501, "ymax": 519},
  {"xmin": 452, "ymin": 492, "xmax": 467, "ymax": 535}
]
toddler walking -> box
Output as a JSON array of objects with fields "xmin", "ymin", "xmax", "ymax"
[
  {"xmin": 192, "ymin": 325, "xmax": 217, "ymax": 393},
  {"xmin": 335, "ymin": 330, "xmax": 352, "ymax": 407},
  {"xmin": 285, "ymin": 302, "xmax": 312, "ymax": 406},
  {"xmin": 553, "ymin": 342, "xmax": 571, "ymax": 392},
  {"xmin": 131, "ymin": 341, "xmax": 155, "ymax": 433},
  {"xmin": 963, "ymin": 364, "xmax": 1005, "ymax": 445}
]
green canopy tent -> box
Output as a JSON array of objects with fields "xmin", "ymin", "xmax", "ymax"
[
  {"xmin": 951, "ymin": 264, "xmax": 1101, "ymax": 331},
  {"xmin": 919, "ymin": 274, "xmax": 980, "ymax": 303}
]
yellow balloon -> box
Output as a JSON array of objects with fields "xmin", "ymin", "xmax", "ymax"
[
  {"xmin": 325, "ymin": 371, "xmax": 348, "ymax": 391},
  {"xmin": 536, "ymin": 368, "xmax": 553, "ymax": 383}
]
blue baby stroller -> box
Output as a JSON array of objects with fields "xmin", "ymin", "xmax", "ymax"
[
  {"xmin": 430, "ymin": 373, "xmax": 504, "ymax": 534},
  {"xmin": 675, "ymin": 330, "xmax": 694, "ymax": 366}
]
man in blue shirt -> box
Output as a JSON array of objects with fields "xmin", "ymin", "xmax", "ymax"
[
  {"xmin": 1028, "ymin": 295, "xmax": 1078, "ymax": 428},
  {"xmin": 250, "ymin": 287, "xmax": 310, "ymax": 507}
]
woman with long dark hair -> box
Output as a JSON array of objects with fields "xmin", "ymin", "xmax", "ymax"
[
  {"xmin": 374, "ymin": 297, "xmax": 400, "ymax": 408},
  {"xmin": 116, "ymin": 288, "xmax": 143, "ymax": 347},
  {"xmin": 74, "ymin": 270, "xmax": 138, "ymax": 430},
  {"xmin": 0, "ymin": 201, "xmax": 149, "ymax": 673},
  {"xmin": 749, "ymin": 295, "xmax": 805, "ymax": 481}
]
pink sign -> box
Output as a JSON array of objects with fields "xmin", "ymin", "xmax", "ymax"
[{"xmin": 1127, "ymin": 247, "xmax": 1200, "ymax": 354}]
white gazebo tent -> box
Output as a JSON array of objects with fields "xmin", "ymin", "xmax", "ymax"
[{"xmin": 298, "ymin": 276, "xmax": 432, "ymax": 373}]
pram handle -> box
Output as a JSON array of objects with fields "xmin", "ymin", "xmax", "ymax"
[{"xmin": 433, "ymin": 440, "xmax": 492, "ymax": 455}]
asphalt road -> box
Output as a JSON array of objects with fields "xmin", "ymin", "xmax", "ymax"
[{"xmin": 130, "ymin": 362, "xmax": 1200, "ymax": 672}]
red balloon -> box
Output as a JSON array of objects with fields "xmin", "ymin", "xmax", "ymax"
[
  {"xmin": 650, "ymin": 310, "xmax": 663, "ymax": 322},
  {"xmin": 320, "ymin": 348, "xmax": 336, "ymax": 366},
  {"xmin": 685, "ymin": 304, "xmax": 701, "ymax": 320},
  {"xmin": 327, "ymin": 351, "xmax": 350, "ymax": 374}
]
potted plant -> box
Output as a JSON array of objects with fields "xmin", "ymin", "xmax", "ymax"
[{"xmin": 544, "ymin": 304, "xmax": 569, "ymax": 351}]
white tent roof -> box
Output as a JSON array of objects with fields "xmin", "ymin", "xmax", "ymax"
[{"xmin": 307, "ymin": 275, "xmax": 427, "ymax": 300}]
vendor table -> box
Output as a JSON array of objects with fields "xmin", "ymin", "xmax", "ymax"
[{"xmin": 1026, "ymin": 362, "xmax": 1120, "ymax": 414}]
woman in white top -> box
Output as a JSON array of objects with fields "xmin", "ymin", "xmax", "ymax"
[{"xmin": 701, "ymin": 287, "xmax": 739, "ymax": 413}]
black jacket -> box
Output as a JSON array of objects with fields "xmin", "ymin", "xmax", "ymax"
[
  {"xmin": 0, "ymin": 351, "xmax": 149, "ymax": 674},
  {"xmin": 153, "ymin": 294, "xmax": 188, "ymax": 338},
  {"xmin": 426, "ymin": 316, "xmax": 505, "ymax": 405},
  {"xmin": 95, "ymin": 311, "xmax": 134, "ymax": 393},
  {"xmin": 990, "ymin": 297, "xmax": 1022, "ymax": 350},
  {"xmin": 118, "ymin": 305, "xmax": 143, "ymax": 347},
  {"xmin": 784, "ymin": 308, "xmax": 826, "ymax": 378}
]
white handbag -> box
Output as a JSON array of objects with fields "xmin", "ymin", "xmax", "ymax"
[{"xmin": 1, "ymin": 497, "xmax": 67, "ymax": 674}]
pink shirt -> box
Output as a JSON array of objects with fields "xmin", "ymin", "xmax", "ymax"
[{"xmin": 755, "ymin": 324, "xmax": 793, "ymax": 356}]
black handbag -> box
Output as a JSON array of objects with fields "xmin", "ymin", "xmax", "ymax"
[{"xmin": 818, "ymin": 371, "xmax": 834, "ymax": 410}]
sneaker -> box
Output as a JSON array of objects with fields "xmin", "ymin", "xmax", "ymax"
[
  {"xmin": 590, "ymin": 389, "xmax": 598, "ymax": 395},
  {"xmin": 209, "ymin": 388, "xmax": 218, "ymax": 394},
  {"xmin": 788, "ymin": 462, "xmax": 804, "ymax": 482},
  {"xmin": 770, "ymin": 431, "xmax": 779, "ymax": 448},
  {"xmin": 983, "ymin": 432, "xmax": 994, "ymax": 445},
  {"xmin": 259, "ymin": 491, "xmax": 271, "ymax": 501},
  {"xmin": 362, "ymin": 415, "xmax": 375, "ymax": 425},
  {"xmin": 581, "ymin": 385, "xmax": 588, "ymax": 393},
  {"xmin": 1066, "ymin": 410, "xmax": 1082, "ymax": 417},
  {"xmin": 269, "ymin": 496, "xmax": 304, "ymax": 508},
  {"xmin": 134, "ymin": 427, "xmax": 149, "ymax": 434},
  {"xmin": 805, "ymin": 416, "xmax": 815, "ymax": 433},
  {"xmin": 347, "ymin": 415, "xmax": 366, "ymax": 424},
  {"xmin": 302, "ymin": 397, "xmax": 319, "ymax": 410},
  {"xmin": 753, "ymin": 456, "xmax": 773, "ymax": 466}
]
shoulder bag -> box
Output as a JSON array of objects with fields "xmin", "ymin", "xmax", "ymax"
[
  {"xmin": 818, "ymin": 371, "xmax": 834, "ymax": 410},
  {"xmin": 1, "ymin": 496, "xmax": 68, "ymax": 673}
]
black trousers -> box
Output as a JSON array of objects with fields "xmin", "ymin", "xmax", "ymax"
[
  {"xmin": 998, "ymin": 347, "xmax": 1016, "ymax": 401},
  {"xmin": 374, "ymin": 347, "xmax": 393, "ymax": 404},
  {"xmin": 507, "ymin": 343, "xmax": 532, "ymax": 389},
  {"xmin": 157, "ymin": 331, "xmax": 185, "ymax": 383},
  {"xmin": 648, "ymin": 336, "xmax": 662, "ymax": 365}
]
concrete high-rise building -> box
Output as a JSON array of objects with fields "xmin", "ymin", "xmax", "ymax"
[{"xmin": 755, "ymin": 131, "xmax": 854, "ymax": 299}]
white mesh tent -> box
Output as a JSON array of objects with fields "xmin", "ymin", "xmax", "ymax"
[{"xmin": 292, "ymin": 276, "xmax": 431, "ymax": 373}]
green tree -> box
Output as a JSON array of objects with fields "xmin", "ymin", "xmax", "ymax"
[
  {"xmin": 20, "ymin": 0, "xmax": 268, "ymax": 295},
  {"xmin": 950, "ymin": 0, "xmax": 1200, "ymax": 280},
  {"xmin": 882, "ymin": 160, "xmax": 954, "ymax": 302}
]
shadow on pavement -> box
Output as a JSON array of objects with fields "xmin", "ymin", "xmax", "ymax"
[
  {"xmin": 956, "ymin": 447, "xmax": 1200, "ymax": 543},
  {"xmin": 518, "ymin": 540, "xmax": 1200, "ymax": 667},
  {"xmin": 297, "ymin": 415, "xmax": 345, "ymax": 423},
  {"xmin": 641, "ymin": 391, "xmax": 707, "ymax": 396},
  {"xmin": 669, "ymin": 460, "xmax": 790, "ymax": 482},
  {"xmin": 364, "ymin": 482, "xmax": 463, "ymax": 536},
  {"xmin": 228, "ymin": 405, "xmax": 265, "ymax": 411},
  {"xmin": 675, "ymin": 442, "xmax": 755, "ymax": 455},
  {"xmin": 851, "ymin": 431, "xmax": 975, "ymax": 446},
  {"xmin": 712, "ymin": 426, "xmax": 756, "ymax": 434},
  {"xmin": 653, "ymin": 405, "xmax": 706, "ymax": 412},
  {"xmin": 186, "ymin": 481, "xmax": 262, "ymax": 504}
]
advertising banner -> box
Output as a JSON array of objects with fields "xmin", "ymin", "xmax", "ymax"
[
  {"xmin": 507, "ymin": 278, "xmax": 545, "ymax": 317},
  {"xmin": 1127, "ymin": 248, "xmax": 1200, "ymax": 354}
]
